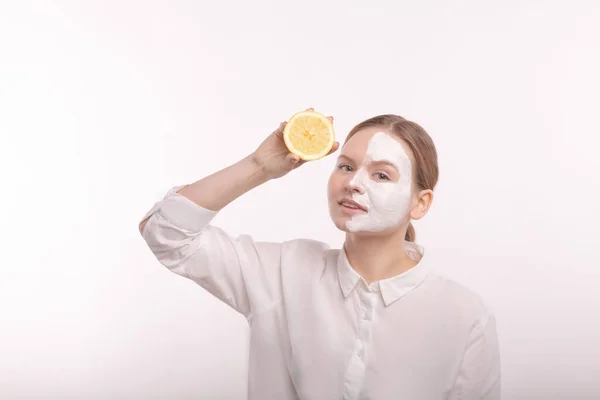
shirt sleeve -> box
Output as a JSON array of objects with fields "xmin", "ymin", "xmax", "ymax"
[
  {"xmin": 139, "ymin": 185, "xmax": 284, "ymax": 319},
  {"xmin": 448, "ymin": 308, "xmax": 502, "ymax": 400}
]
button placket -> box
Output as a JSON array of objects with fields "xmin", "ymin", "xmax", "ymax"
[
  {"xmin": 357, "ymin": 287, "xmax": 376, "ymax": 358},
  {"xmin": 343, "ymin": 285, "xmax": 376, "ymax": 400}
]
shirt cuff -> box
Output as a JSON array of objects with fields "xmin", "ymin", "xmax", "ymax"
[{"xmin": 156, "ymin": 184, "xmax": 219, "ymax": 233}]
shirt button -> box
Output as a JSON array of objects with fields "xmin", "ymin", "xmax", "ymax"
[{"xmin": 361, "ymin": 308, "xmax": 372, "ymax": 320}]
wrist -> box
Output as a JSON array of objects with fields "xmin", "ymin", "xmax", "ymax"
[{"xmin": 245, "ymin": 153, "xmax": 272, "ymax": 183}]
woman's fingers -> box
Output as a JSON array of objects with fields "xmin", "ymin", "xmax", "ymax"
[
  {"xmin": 274, "ymin": 121, "xmax": 287, "ymax": 138},
  {"xmin": 326, "ymin": 142, "xmax": 340, "ymax": 156}
]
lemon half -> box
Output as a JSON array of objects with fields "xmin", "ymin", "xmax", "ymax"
[{"xmin": 283, "ymin": 110, "xmax": 335, "ymax": 161}]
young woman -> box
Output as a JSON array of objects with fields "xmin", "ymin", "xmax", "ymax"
[{"xmin": 139, "ymin": 111, "xmax": 501, "ymax": 400}]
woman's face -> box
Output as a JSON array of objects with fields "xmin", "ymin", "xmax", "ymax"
[{"xmin": 327, "ymin": 126, "xmax": 416, "ymax": 234}]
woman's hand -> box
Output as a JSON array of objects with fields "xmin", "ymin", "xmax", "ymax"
[{"xmin": 251, "ymin": 108, "xmax": 340, "ymax": 180}]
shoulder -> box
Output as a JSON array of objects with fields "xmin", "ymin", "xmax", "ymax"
[
  {"xmin": 424, "ymin": 271, "xmax": 496, "ymax": 324},
  {"xmin": 281, "ymin": 237, "xmax": 334, "ymax": 260},
  {"xmin": 278, "ymin": 238, "xmax": 341, "ymax": 280}
]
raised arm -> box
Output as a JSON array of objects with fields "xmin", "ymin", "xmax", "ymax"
[
  {"xmin": 140, "ymin": 108, "xmax": 339, "ymax": 234},
  {"xmin": 138, "ymin": 153, "xmax": 268, "ymax": 235},
  {"xmin": 137, "ymin": 112, "xmax": 338, "ymax": 317}
]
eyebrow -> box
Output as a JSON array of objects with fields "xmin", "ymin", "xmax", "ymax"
[
  {"xmin": 337, "ymin": 154, "xmax": 358, "ymax": 164},
  {"xmin": 338, "ymin": 154, "xmax": 398, "ymax": 171}
]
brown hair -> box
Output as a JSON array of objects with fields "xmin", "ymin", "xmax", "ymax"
[{"xmin": 344, "ymin": 114, "xmax": 439, "ymax": 242}]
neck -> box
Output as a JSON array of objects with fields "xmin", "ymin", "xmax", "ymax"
[{"xmin": 343, "ymin": 228, "xmax": 418, "ymax": 284}]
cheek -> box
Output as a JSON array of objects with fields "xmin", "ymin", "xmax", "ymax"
[
  {"xmin": 327, "ymin": 174, "xmax": 339, "ymax": 199},
  {"xmin": 366, "ymin": 181, "xmax": 411, "ymax": 209},
  {"xmin": 328, "ymin": 173, "xmax": 343, "ymax": 190}
]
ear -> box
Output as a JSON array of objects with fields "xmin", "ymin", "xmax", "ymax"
[{"xmin": 410, "ymin": 189, "xmax": 433, "ymax": 220}]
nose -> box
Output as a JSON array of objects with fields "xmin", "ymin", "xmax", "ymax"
[{"xmin": 345, "ymin": 173, "xmax": 365, "ymax": 195}]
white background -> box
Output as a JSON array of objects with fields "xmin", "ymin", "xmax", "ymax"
[{"xmin": 1, "ymin": 0, "xmax": 599, "ymax": 398}]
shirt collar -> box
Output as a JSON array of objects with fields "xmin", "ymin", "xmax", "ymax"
[{"xmin": 336, "ymin": 241, "xmax": 430, "ymax": 307}]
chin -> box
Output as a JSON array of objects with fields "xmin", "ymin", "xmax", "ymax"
[
  {"xmin": 329, "ymin": 216, "xmax": 347, "ymax": 232},
  {"xmin": 330, "ymin": 216, "xmax": 381, "ymax": 236},
  {"xmin": 329, "ymin": 213, "xmax": 351, "ymax": 232},
  {"xmin": 346, "ymin": 229, "xmax": 386, "ymax": 237},
  {"xmin": 335, "ymin": 219, "xmax": 406, "ymax": 238}
]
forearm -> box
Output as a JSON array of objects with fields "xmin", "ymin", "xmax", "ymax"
[
  {"xmin": 139, "ymin": 154, "xmax": 270, "ymax": 236},
  {"xmin": 175, "ymin": 154, "xmax": 270, "ymax": 211}
]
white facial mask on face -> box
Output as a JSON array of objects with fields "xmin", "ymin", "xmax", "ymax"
[{"xmin": 346, "ymin": 132, "xmax": 413, "ymax": 233}]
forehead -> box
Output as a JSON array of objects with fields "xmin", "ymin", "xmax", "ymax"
[{"xmin": 341, "ymin": 126, "xmax": 414, "ymax": 166}]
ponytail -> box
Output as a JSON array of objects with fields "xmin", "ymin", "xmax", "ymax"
[{"xmin": 405, "ymin": 222, "xmax": 416, "ymax": 242}]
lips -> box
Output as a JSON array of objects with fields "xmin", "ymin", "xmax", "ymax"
[{"xmin": 338, "ymin": 198, "xmax": 367, "ymax": 212}]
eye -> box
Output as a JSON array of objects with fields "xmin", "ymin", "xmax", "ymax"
[
  {"xmin": 338, "ymin": 164, "xmax": 353, "ymax": 172},
  {"xmin": 374, "ymin": 172, "xmax": 390, "ymax": 180}
]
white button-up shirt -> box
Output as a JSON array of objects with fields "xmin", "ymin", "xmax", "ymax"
[{"xmin": 140, "ymin": 185, "xmax": 501, "ymax": 400}]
